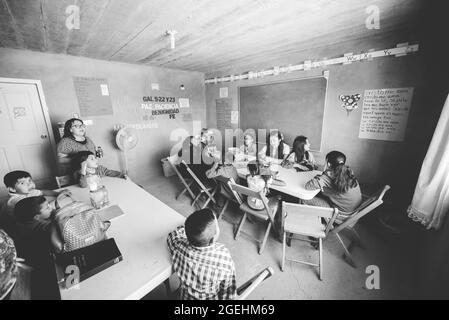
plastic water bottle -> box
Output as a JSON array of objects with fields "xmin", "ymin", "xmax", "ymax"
[{"xmin": 96, "ymin": 146, "xmax": 104, "ymax": 158}]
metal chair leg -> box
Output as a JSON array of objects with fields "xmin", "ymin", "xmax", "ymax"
[
  {"xmin": 217, "ymin": 200, "xmax": 229, "ymax": 220},
  {"xmin": 287, "ymin": 233, "xmax": 293, "ymax": 247},
  {"xmin": 192, "ymin": 191, "xmax": 203, "ymax": 207},
  {"xmin": 201, "ymin": 188, "xmax": 217, "ymax": 209},
  {"xmin": 281, "ymin": 231, "xmax": 286, "ymax": 271},
  {"xmin": 349, "ymin": 227, "xmax": 366, "ymax": 250},
  {"xmin": 336, "ymin": 232, "xmax": 356, "ymax": 268},
  {"xmin": 318, "ymin": 238, "xmax": 323, "ymax": 280},
  {"xmin": 234, "ymin": 213, "xmax": 247, "ymax": 240},
  {"xmin": 176, "ymin": 187, "xmax": 187, "ymax": 200},
  {"xmin": 259, "ymin": 222, "xmax": 272, "ymax": 255}
]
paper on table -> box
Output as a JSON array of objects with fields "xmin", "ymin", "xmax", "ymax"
[{"xmin": 100, "ymin": 84, "xmax": 109, "ymax": 96}]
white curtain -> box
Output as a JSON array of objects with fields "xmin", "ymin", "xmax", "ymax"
[{"xmin": 408, "ymin": 94, "xmax": 449, "ymax": 230}]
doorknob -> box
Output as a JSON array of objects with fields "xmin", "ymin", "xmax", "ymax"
[{"xmin": 41, "ymin": 134, "xmax": 48, "ymax": 139}]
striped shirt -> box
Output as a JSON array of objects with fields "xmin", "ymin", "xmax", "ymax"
[{"xmin": 167, "ymin": 226, "xmax": 236, "ymax": 300}]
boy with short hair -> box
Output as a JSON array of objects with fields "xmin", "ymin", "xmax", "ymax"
[
  {"xmin": 12, "ymin": 196, "xmax": 56, "ymax": 269},
  {"xmin": 3, "ymin": 170, "xmax": 68, "ymax": 216},
  {"xmin": 167, "ymin": 208, "xmax": 236, "ymax": 300},
  {"xmin": 14, "ymin": 196, "xmax": 54, "ymax": 234}
]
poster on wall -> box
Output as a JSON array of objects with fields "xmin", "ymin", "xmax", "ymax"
[
  {"xmin": 216, "ymin": 98, "xmax": 233, "ymax": 131},
  {"xmin": 73, "ymin": 77, "xmax": 113, "ymax": 116},
  {"xmin": 358, "ymin": 87, "xmax": 414, "ymax": 142}
]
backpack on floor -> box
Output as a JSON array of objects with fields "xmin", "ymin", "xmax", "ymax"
[{"xmin": 51, "ymin": 194, "xmax": 110, "ymax": 253}]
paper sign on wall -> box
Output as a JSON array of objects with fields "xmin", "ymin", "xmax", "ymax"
[
  {"xmin": 100, "ymin": 84, "xmax": 109, "ymax": 96},
  {"xmin": 73, "ymin": 77, "xmax": 113, "ymax": 117},
  {"xmin": 358, "ymin": 87, "xmax": 413, "ymax": 142},
  {"xmin": 231, "ymin": 111, "xmax": 239, "ymax": 124},
  {"xmin": 151, "ymin": 83, "xmax": 160, "ymax": 90},
  {"xmin": 220, "ymin": 87, "xmax": 228, "ymax": 98},
  {"xmin": 179, "ymin": 98, "xmax": 190, "ymax": 108}
]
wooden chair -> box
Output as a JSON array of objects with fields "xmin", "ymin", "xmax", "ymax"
[
  {"xmin": 213, "ymin": 176, "xmax": 243, "ymax": 220},
  {"xmin": 281, "ymin": 202, "xmax": 338, "ymax": 280},
  {"xmin": 55, "ymin": 175, "xmax": 73, "ymax": 188},
  {"xmin": 167, "ymin": 157, "xmax": 196, "ymax": 201},
  {"xmin": 228, "ymin": 182, "xmax": 278, "ymax": 255},
  {"xmin": 180, "ymin": 160, "xmax": 217, "ymax": 209},
  {"xmin": 330, "ymin": 185, "xmax": 391, "ymax": 268},
  {"xmin": 235, "ymin": 267, "xmax": 274, "ymax": 300}
]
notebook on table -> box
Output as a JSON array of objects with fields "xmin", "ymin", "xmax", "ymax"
[
  {"xmin": 55, "ymin": 238, "xmax": 123, "ymax": 289},
  {"xmin": 97, "ymin": 204, "xmax": 125, "ymax": 221}
]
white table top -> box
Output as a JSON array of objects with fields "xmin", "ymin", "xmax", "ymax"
[
  {"xmin": 57, "ymin": 177, "xmax": 185, "ymax": 300},
  {"xmin": 236, "ymin": 164, "xmax": 321, "ymax": 200}
]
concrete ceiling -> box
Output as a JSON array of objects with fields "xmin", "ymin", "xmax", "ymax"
[{"xmin": 0, "ymin": 0, "xmax": 423, "ymax": 76}]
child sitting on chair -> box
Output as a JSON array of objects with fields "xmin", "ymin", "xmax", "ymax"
[
  {"xmin": 73, "ymin": 151, "xmax": 126, "ymax": 188},
  {"xmin": 305, "ymin": 151, "xmax": 362, "ymax": 224},
  {"xmin": 12, "ymin": 196, "xmax": 55, "ymax": 267},
  {"xmin": 167, "ymin": 208, "xmax": 236, "ymax": 300},
  {"xmin": 246, "ymin": 161, "xmax": 275, "ymax": 210},
  {"xmin": 3, "ymin": 170, "xmax": 70, "ymax": 217},
  {"xmin": 206, "ymin": 151, "xmax": 239, "ymax": 214},
  {"xmin": 238, "ymin": 133, "xmax": 257, "ymax": 158}
]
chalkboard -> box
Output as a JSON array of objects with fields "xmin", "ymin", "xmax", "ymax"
[{"xmin": 239, "ymin": 77, "xmax": 327, "ymax": 150}]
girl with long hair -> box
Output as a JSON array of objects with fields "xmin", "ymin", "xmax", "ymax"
[
  {"xmin": 305, "ymin": 151, "xmax": 362, "ymax": 223},
  {"xmin": 283, "ymin": 135, "xmax": 317, "ymax": 170}
]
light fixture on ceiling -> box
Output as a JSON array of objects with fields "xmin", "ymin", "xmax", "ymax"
[{"xmin": 166, "ymin": 30, "xmax": 178, "ymax": 49}]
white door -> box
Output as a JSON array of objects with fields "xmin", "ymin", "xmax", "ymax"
[{"xmin": 0, "ymin": 81, "xmax": 55, "ymax": 198}]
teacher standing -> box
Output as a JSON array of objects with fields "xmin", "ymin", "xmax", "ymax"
[{"xmin": 56, "ymin": 118, "xmax": 96, "ymax": 175}]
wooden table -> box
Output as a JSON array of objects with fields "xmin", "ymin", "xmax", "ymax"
[
  {"xmin": 236, "ymin": 163, "xmax": 321, "ymax": 200},
  {"xmin": 56, "ymin": 177, "xmax": 185, "ymax": 300}
]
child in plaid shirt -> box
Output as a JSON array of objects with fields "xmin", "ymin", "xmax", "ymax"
[{"xmin": 167, "ymin": 208, "xmax": 236, "ymax": 300}]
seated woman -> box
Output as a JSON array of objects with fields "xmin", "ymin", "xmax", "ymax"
[
  {"xmin": 258, "ymin": 130, "xmax": 290, "ymax": 164},
  {"xmin": 56, "ymin": 118, "xmax": 97, "ymax": 175},
  {"xmin": 304, "ymin": 151, "xmax": 362, "ymax": 224},
  {"xmin": 238, "ymin": 133, "xmax": 257, "ymax": 157},
  {"xmin": 283, "ymin": 135, "xmax": 318, "ymax": 170}
]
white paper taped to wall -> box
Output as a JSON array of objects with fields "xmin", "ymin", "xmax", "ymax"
[
  {"xmin": 359, "ymin": 87, "xmax": 413, "ymax": 141},
  {"xmin": 151, "ymin": 83, "xmax": 160, "ymax": 90},
  {"xmin": 100, "ymin": 84, "xmax": 109, "ymax": 96},
  {"xmin": 220, "ymin": 87, "xmax": 228, "ymax": 98},
  {"xmin": 179, "ymin": 98, "xmax": 190, "ymax": 108},
  {"xmin": 231, "ymin": 111, "xmax": 239, "ymax": 124}
]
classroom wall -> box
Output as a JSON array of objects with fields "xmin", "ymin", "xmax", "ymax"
[
  {"xmin": 205, "ymin": 37, "xmax": 444, "ymax": 208},
  {"xmin": 0, "ymin": 48, "xmax": 206, "ymax": 185}
]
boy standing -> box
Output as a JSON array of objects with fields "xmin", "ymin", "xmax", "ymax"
[{"xmin": 167, "ymin": 208, "xmax": 236, "ymax": 300}]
